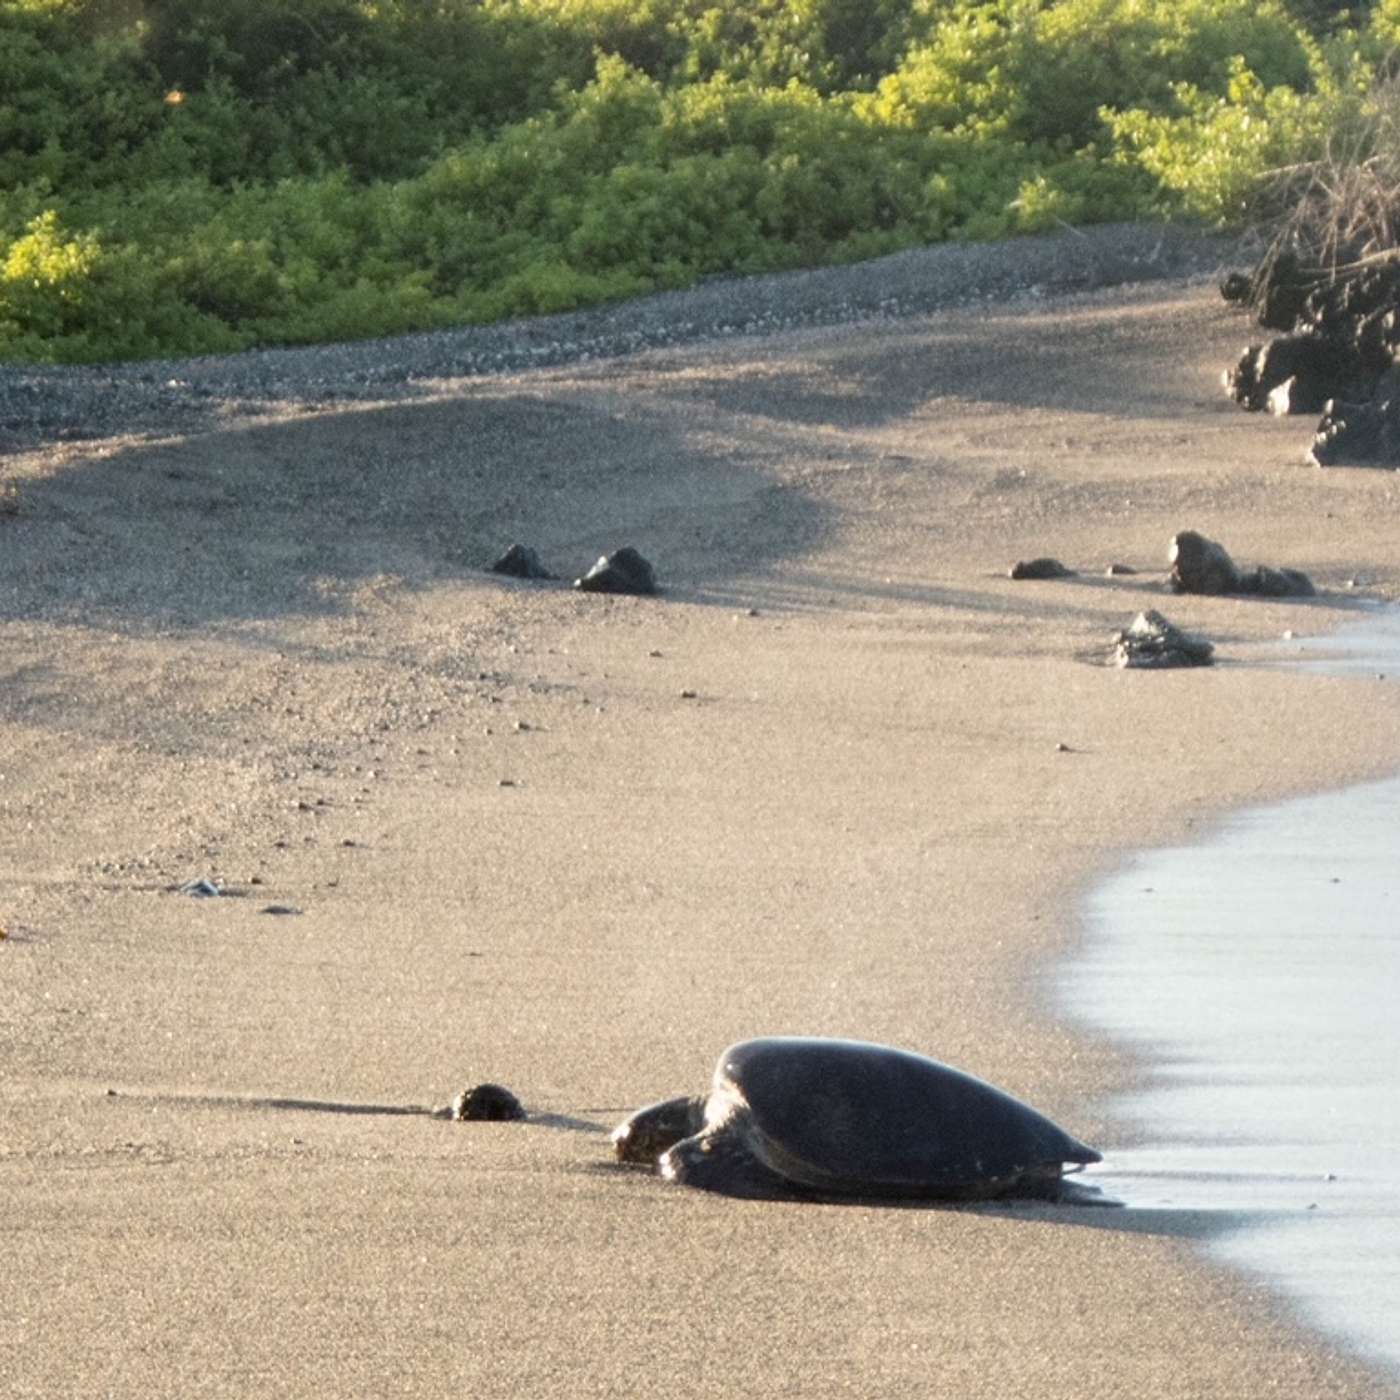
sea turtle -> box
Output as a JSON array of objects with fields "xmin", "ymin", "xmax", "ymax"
[{"xmin": 611, "ymin": 1036, "xmax": 1102, "ymax": 1201}]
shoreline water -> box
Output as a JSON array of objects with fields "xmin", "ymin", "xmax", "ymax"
[{"xmin": 1063, "ymin": 608, "xmax": 1400, "ymax": 1375}]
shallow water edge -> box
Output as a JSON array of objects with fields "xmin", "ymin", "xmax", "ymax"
[{"xmin": 1061, "ymin": 607, "xmax": 1400, "ymax": 1375}]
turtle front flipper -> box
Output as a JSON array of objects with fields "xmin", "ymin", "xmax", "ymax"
[
  {"xmin": 612, "ymin": 1095, "xmax": 706, "ymax": 1165},
  {"xmin": 660, "ymin": 1128, "xmax": 795, "ymax": 1199}
]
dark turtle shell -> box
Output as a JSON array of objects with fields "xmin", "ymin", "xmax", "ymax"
[{"xmin": 711, "ymin": 1037, "xmax": 1099, "ymax": 1197}]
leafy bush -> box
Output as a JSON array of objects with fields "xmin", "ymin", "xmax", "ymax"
[
  {"xmin": 873, "ymin": 0, "xmax": 1318, "ymax": 148},
  {"xmin": 0, "ymin": 0, "xmax": 1390, "ymax": 362}
]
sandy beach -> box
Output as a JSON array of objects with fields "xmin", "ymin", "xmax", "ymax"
[{"xmin": 4, "ymin": 264, "xmax": 1400, "ymax": 1397}]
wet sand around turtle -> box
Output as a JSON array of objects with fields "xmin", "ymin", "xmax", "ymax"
[{"xmin": 4, "ymin": 274, "xmax": 1400, "ymax": 1396}]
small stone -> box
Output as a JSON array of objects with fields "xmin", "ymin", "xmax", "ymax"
[
  {"xmin": 680, "ymin": 689, "xmax": 698, "ymax": 699},
  {"xmin": 1113, "ymin": 610, "xmax": 1214, "ymax": 669},
  {"xmin": 489, "ymin": 543, "xmax": 557, "ymax": 580},
  {"xmin": 260, "ymin": 904, "xmax": 302, "ymax": 916},
  {"xmin": 178, "ymin": 878, "xmax": 222, "ymax": 897},
  {"xmin": 1009, "ymin": 557, "xmax": 1075, "ymax": 580},
  {"xmin": 513, "ymin": 720, "xmax": 531, "ymax": 732},
  {"xmin": 498, "ymin": 778, "xmax": 516, "ymax": 787},
  {"xmin": 451, "ymin": 1083, "xmax": 526, "ymax": 1122},
  {"xmin": 1104, "ymin": 563, "xmax": 1137, "ymax": 576},
  {"xmin": 574, "ymin": 546, "xmax": 657, "ymax": 596}
]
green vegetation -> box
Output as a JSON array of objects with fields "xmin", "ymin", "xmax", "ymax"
[{"xmin": 0, "ymin": 0, "xmax": 1391, "ymax": 362}]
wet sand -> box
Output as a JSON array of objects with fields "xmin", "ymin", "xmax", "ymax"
[
  {"xmin": 4, "ymin": 275, "xmax": 1400, "ymax": 1396},
  {"xmin": 1067, "ymin": 611, "xmax": 1400, "ymax": 1371}
]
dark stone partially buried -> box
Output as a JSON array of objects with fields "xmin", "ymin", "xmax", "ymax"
[
  {"xmin": 490, "ymin": 543, "xmax": 557, "ymax": 580},
  {"xmin": 574, "ymin": 546, "xmax": 658, "ymax": 596},
  {"xmin": 451, "ymin": 1083, "xmax": 526, "ymax": 1122},
  {"xmin": 1113, "ymin": 610, "xmax": 1214, "ymax": 669},
  {"xmin": 1009, "ymin": 557, "xmax": 1076, "ymax": 580}
]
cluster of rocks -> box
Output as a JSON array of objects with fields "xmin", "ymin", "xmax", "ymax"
[
  {"xmin": 1009, "ymin": 528, "xmax": 1319, "ymax": 668},
  {"xmin": 489, "ymin": 543, "xmax": 658, "ymax": 596},
  {"xmin": 1220, "ymin": 250, "xmax": 1400, "ymax": 467},
  {"xmin": 1008, "ymin": 530, "xmax": 1313, "ymax": 599},
  {"xmin": 1167, "ymin": 529, "xmax": 1314, "ymax": 598}
]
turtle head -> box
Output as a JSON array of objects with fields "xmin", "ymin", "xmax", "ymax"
[{"xmin": 611, "ymin": 1095, "xmax": 707, "ymax": 1166}]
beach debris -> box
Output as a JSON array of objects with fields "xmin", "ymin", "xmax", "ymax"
[
  {"xmin": 1168, "ymin": 530, "xmax": 1314, "ymax": 598},
  {"xmin": 451, "ymin": 1082, "xmax": 526, "ymax": 1122},
  {"xmin": 1113, "ymin": 610, "xmax": 1214, "ymax": 669},
  {"xmin": 1009, "ymin": 557, "xmax": 1075, "ymax": 580},
  {"xmin": 177, "ymin": 878, "xmax": 223, "ymax": 897},
  {"xmin": 574, "ymin": 546, "xmax": 657, "ymax": 596},
  {"xmin": 613, "ymin": 1036, "xmax": 1103, "ymax": 1202},
  {"xmin": 489, "ymin": 543, "xmax": 557, "ymax": 580}
]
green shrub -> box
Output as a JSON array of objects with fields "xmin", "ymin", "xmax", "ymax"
[{"xmin": 0, "ymin": 0, "xmax": 1390, "ymax": 362}]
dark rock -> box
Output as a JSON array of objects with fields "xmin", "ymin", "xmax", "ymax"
[
  {"xmin": 1221, "ymin": 254, "xmax": 1400, "ymax": 415},
  {"xmin": 1168, "ymin": 530, "xmax": 1314, "ymax": 597},
  {"xmin": 1009, "ymin": 557, "xmax": 1075, "ymax": 580},
  {"xmin": 1168, "ymin": 530, "xmax": 1240, "ymax": 595},
  {"xmin": 1247, "ymin": 564, "xmax": 1316, "ymax": 597},
  {"xmin": 574, "ymin": 546, "xmax": 657, "ymax": 595},
  {"xmin": 451, "ymin": 1082, "xmax": 526, "ymax": 1122},
  {"xmin": 1104, "ymin": 562, "xmax": 1137, "ymax": 576},
  {"xmin": 1114, "ymin": 610, "xmax": 1214, "ymax": 669},
  {"xmin": 1223, "ymin": 333, "xmax": 1373, "ymax": 415},
  {"xmin": 1220, "ymin": 270, "xmax": 1254, "ymax": 307},
  {"xmin": 490, "ymin": 543, "xmax": 557, "ymax": 580},
  {"xmin": 1309, "ymin": 386, "xmax": 1400, "ymax": 468}
]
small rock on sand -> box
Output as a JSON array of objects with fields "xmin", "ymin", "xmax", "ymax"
[
  {"xmin": 451, "ymin": 1083, "xmax": 526, "ymax": 1121},
  {"xmin": 1009, "ymin": 557, "xmax": 1075, "ymax": 580},
  {"xmin": 1114, "ymin": 610, "xmax": 1214, "ymax": 669},
  {"xmin": 574, "ymin": 546, "xmax": 658, "ymax": 596},
  {"xmin": 489, "ymin": 544, "xmax": 557, "ymax": 580}
]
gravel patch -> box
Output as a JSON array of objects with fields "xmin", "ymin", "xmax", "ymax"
[{"xmin": 0, "ymin": 222, "xmax": 1237, "ymax": 454}]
